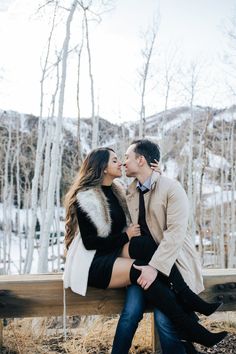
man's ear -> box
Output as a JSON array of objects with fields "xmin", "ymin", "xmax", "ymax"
[{"xmin": 138, "ymin": 155, "xmax": 145, "ymax": 166}]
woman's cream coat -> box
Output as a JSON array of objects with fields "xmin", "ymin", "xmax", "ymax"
[{"xmin": 126, "ymin": 172, "xmax": 204, "ymax": 294}]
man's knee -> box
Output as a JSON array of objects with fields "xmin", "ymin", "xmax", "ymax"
[
  {"xmin": 154, "ymin": 309, "xmax": 179, "ymax": 336},
  {"xmin": 120, "ymin": 303, "xmax": 144, "ymax": 324},
  {"xmin": 120, "ymin": 285, "xmax": 145, "ymax": 325}
]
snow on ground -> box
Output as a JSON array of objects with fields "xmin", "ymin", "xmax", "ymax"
[
  {"xmin": 0, "ymin": 203, "xmax": 65, "ymax": 274},
  {"xmin": 0, "ymin": 231, "xmax": 64, "ymax": 274}
]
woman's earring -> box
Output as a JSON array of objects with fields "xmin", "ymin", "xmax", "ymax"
[{"xmin": 104, "ymin": 170, "xmax": 107, "ymax": 174}]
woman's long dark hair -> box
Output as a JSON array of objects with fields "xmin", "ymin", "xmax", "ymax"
[{"xmin": 64, "ymin": 147, "xmax": 114, "ymax": 249}]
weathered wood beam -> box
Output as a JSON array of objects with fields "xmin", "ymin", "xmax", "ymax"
[
  {"xmin": 0, "ymin": 269, "xmax": 235, "ymax": 319},
  {"xmin": 201, "ymin": 269, "xmax": 236, "ymax": 310}
]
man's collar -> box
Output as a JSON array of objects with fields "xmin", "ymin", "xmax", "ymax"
[
  {"xmin": 127, "ymin": 171, "xmax": 161, "ymax": 195},
  {"xmin": 136, "ymin": 175, "xmax": 152, "ymax": 191}
]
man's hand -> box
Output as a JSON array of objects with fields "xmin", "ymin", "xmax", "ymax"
[{"xmin": 133, "ymin": 264, "xmax": 158, "ymax": 290}]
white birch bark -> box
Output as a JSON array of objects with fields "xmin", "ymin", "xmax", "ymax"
[
  {"xmin": 38, "ymin": 0, "xmax": 78, "ymax": 273},
  {"xmin": 16, "ymin": 118, "xmax": 22, "ymax": 273},
  {"xmin": 7, "ymin": 164, "xmax": 15, "ymax": 273},
  {"xmin": 2, "ymin": 121, "xmax": 12, "ymax": 274},
  {"xmin": 220, "ymin": 119, "xmax": 225, "ymax": 267},
  {"xmin": 229, "ymin": 120, "xmax": 235, "ymax": 267},
  {"xmin": 76, "ymin": 17, "xmax": 85, "ymax": 164},
  {"xmin": 182, "ymin": 62, "xmax": 201, "ymax": 242},
  {"xmin": 160, "ymin": 49, "xmax": 178, "ymax": 162},
  {"xmin": 40, "ymin": 62, "xmax": 60, "ymax": 245},
  {"xmin": 84, "ymin": 9, "xmax": 97, "ymax": 148},
  {"xmin": 212, "ymin": 168, "xmax": 218, "ymax": 267},
  {"xmin": 197, "ymin": 110, "xmax": 210, "ymax": 258},
  {"xmin": 225, "ymin": 126, "xmax": 231, "ymax": 267},
  {"xmin": 187, "ymin": 83, "xmax": 195, "ymax": 242},
  {"xmin": 139, "ymin": 26, "xmax": 158, "ymax": 138},
  {"xmin": 56, "ymin": 143, "xmax": 63, "ymax": 271}
]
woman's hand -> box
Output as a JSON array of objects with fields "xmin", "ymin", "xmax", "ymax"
[
  {"xmin": 126, "ymin": 224, "xmax": 141, "ymax": 239},
  {"xmin": 150, "ymin": 159, "xmax": 161, "ymax": 174}
]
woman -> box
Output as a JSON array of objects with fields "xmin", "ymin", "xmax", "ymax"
[{"xmin": 64, "ymin": 147, "xmax": 227, "ymax": 348}]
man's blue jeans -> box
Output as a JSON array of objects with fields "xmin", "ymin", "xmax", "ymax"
[{"xmin": 111, "ymin": 284, "xmax": 187, "ymax": 354}]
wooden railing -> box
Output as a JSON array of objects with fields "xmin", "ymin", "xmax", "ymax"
[{"xmin": 0, "ymin": 269, "xmax": 236, "ymax": 352}]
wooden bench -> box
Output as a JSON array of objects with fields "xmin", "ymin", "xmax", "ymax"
[{"xmin": 0, "ymin": 269, "xmax": 236, "ymax": 352}]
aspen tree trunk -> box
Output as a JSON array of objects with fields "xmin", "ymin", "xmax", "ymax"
[
  {"xmin": 3, "ymin": 122, "xmax": 12, "ymax": 274},
  {"xmin": 158, "ymin": 76, "xmax": 169, "ymax": 163},
  {"xmin": 211, "ymin": 141, "xmax": 220, "ymax": 267},
  {"xmin": 56, "ymin": 143, "xmax": 63, "ymax": 271},
  {"xmin": 76, "ymin": 16, "xmax": 85, "ymax": 164},
  {"xmin": 187, "ymin": 98, "xmax": 195, "ymax": 242},
  {"xmin": 185, "ymin": 63, "xmax": 200, "ymax": 243},
  {"xmin": 40, "ymin": 118, "xmax": 52, "ymax": 230},
  {"xmin": 24, "ymin": 1, "xmax": 58, "ymax": 273},
  {"xmin": 16, "ymin": 118, "xmax": 22, "ymax": 273},
  {"xmin": 139, "ymin": 27, "xmax": 157, "ymax": 138},
  {"xmin": 229, "ymin": 121, "xmax": 235, "ymax": 267},
  {"xmin": 38, "ymin": 0, "xmax": 78, "ymax": 273},
  {"xmin": 220, "ymin": 119, "xmax": 225, "ymax": 268},
  {"xmin": 225, "ymin": 168, "xmax": 230, "ymax": 268},
  {"xmin": 225, "ymin": 126, "xmax": 231, "ymax": 267},
  {"xmin": 212, "ymin": 172, "xmax": 218, "ymax": 267},
  {"xmin": 40, "ymin": 65, "xmax": 59, "ymax": 245},
  {"xmin": 159, "ymin": 50, "xmax": 176, "ymax": 162},
  {"xmin": 7, "ymin": 164, "xmax": 15, "ymax": 273},
  {"xmin": 197, "ymin": 110, "xmax": 210, "ymax": 258},
  {"xmin": 24, "ymin": 184, "xmax": 30, "ymax": 250},
  {"xmin": 83, "ymin": 9, "xmax": 97, "ymax": 148}
]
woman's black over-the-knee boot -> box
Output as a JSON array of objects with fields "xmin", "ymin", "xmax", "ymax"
[
  {"xmin": 168, "ymin": 264, "xmax": 222, "ymax": 316},
  {"xmin": 129, "ymin": 237, "xmax": 222, "ymax": 316},
  {"xmin": 129, "ymin": 260, "xmax": 227, "ymax": 348}
]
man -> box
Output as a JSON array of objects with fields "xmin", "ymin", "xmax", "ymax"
[{"xmin": 112, "ymin": 139, "xmax": 204, "ymax": 354}]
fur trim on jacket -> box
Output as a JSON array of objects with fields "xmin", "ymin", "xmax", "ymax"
[{"xmin": 76, "ymin": 180, "xmax": 131, "ymax": 236}]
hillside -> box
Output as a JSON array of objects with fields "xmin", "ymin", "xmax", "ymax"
[{"xmin": 1, "ymin": 105, "xmax": 235, "ymax": 199}]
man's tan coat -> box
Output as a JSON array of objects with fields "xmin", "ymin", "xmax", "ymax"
[{"xmin": 126, "ymin": 172, "xmax": 204, "ymax": 294}]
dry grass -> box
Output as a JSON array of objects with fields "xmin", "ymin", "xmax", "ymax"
[
  {"xmin": 195, "ymin": 314, "xmax": 236, "ymax": 353},
  {"xmin": 2, "ymin": 314, "xmax": 153, "ymax": 354},
  {"xmin": 199, "ymin": 311, "xmax": 236, "ymax": 332},
  {"xmin": 2, "ymin": 313, "xmax": 236, "ymax": 354}
]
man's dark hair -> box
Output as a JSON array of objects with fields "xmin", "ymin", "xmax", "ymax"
[{"xmin": 131, "ymin": 139, "xmax": 160, "ymax": 166}]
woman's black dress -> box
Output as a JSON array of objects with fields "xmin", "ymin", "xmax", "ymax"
[{"xmin": 76, "ymin": 185, "xmax": 129, "ymax": 289}]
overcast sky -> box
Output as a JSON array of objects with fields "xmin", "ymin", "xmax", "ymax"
[{"xmin": 0, "ymin": 0, "xmax": 235, "ymax": 122}]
